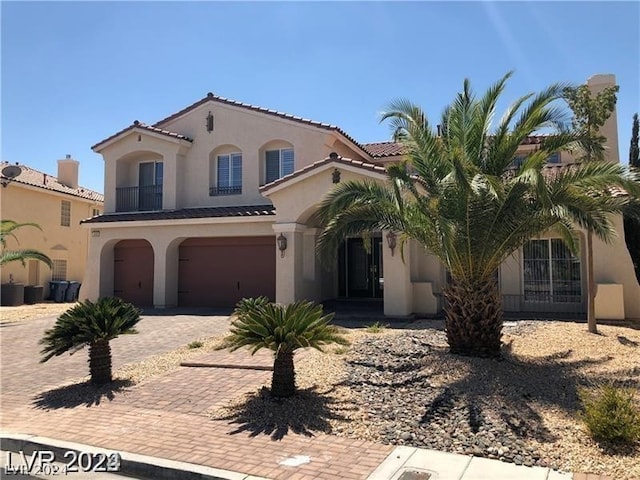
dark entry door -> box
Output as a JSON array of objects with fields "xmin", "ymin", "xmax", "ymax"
[
  {"xmin": 339, "ymin": 237, "xmax": 383, "ymax": 298},
  {"xmin": 113, "ymin": 240, "xmax": 154, "ymax": 307}
]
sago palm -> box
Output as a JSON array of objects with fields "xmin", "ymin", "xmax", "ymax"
[
  {"xmin": 40, "ymin": 297, "xmax": 142, "ymax": 384},
  {"xmin": 226, "ymin": 297, "xmax": 349, "ymax": 397},
  {"xmin": 314, "ymin": 72, "xmax": 640, "ymax": 358},
  {"xmin": 0, "ymin": 220, "xmax": 52, "ymax": 268}
]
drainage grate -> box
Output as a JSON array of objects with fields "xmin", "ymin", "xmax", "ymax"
[{"xmin": 398, "ymin": 470, "xmax": 432, "ymax": 480}]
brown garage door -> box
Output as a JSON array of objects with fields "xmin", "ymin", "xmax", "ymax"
[
  {"xmin": 178, "ymin": 236, "xmax": 276, "ymax": 307},
  {"xmin": 114, "ymin": 239, "xmax": 154, "ymax": 307}
]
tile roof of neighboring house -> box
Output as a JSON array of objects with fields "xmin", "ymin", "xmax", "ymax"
[
  {"xmin": 362, "ymin": 141, "xmax": 407, "ymax": 158},
  {"xmin": 0, "ymin": 162, "xmax": 104, "ymax": 203},
  {"xmin": 91, "ymin": 121, "xmax": 194, "ymax": 151},
  {"xmin": 260, "ymin": 154, "xmax": 387, "ymax": 193},
  {"xmin": 81, "ymin": 205, "xmax": 276, "ymax": 224}
]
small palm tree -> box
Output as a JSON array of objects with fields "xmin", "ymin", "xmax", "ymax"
[
  {"xmin": 226, "ymin": 297, "xmax": 349, "ymax": 397},
  {"xmin": 40, "ymin": 297, "xmax": 142, "ymax": 384},
  {"xmin": 0, "ymin": 220, "xmax": 52, "ymax": 268}
]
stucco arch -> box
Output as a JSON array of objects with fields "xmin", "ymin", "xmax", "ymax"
[
  {"xmin": 208, "ymin": 144, "xmax": 243, "ymax": 189},
  {"xmin": 258, "ymin": 139, "xmax": 295, "ymax": 185},
  {"xmin": 115, "ymin": 150, "xmax": 164, "ymax": 188}
]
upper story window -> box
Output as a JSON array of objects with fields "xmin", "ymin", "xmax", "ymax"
[
  {"xmin": 547, "ymin": 153, "xmax": 561, "ymax": 164},
  {"xmin": 265, "ymin": 148, "xmax": 294, "ymax": 184},
  {"xmin": 60, "ymin": 200, "xmax": 71, "ymax": 226},
  {"xmin": 211, "ymin": 153, "xmax": 242, "ymax": 196},
  {"xmin": 92, "ymin": 208, "xmax": 101, "ymax": 217}
]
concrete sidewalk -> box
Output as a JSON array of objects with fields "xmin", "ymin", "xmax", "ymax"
[{"xmin": 1, "ymin": 434, "xmax": 581, "ymax": 480}]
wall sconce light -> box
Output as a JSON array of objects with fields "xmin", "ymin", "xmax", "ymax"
[
  {"xmin": 386, "ymin": 231, "xmax": 397, "ymax": 256},
  {"xmin": 206, "ymin": 111, "xmax": 214, "ymax": 133},
  {"xmin": 332, "ymin": 168, "xmax": 341, "ymax": 184},
  {"xmin": 277, "ymin": 233, "xmax": 288, "ymax": 258}
]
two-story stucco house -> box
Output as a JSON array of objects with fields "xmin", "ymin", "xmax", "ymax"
[
  {"xmin": 1, "ymin": 157, "xmax": 104, "ymax": 300},
  {"xmin": 82, "ymin": 74, "xmax": 640, "ymax": 320}
]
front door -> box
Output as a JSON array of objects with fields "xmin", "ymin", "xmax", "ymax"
[{"xmin": 338, "ymin": 237, "xmax": 383, "ymax": 298}]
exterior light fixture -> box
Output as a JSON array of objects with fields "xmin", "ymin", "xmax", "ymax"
[
  {"xmin": 332, "ymin": 168, "xmax": 341, "ymax": 184},
  {"xmin": 277, "ymin": 233, "xmax": 288, "ymax": 258},
  {"xmin": 386, "ymin": 231, "xmax": 397, "ymax": 256},
  {"xmin": 206, "ymin": 111, "xmax": 214, "ymax": 133}
]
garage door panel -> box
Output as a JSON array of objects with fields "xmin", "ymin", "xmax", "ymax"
[{"xmin": 178, "ymin": 237, "xmax": 275, "ymax": 307}]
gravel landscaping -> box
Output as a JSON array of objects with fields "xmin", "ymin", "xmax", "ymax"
[
  {"xmin": 0, "ymin": 302, "xmax": 76, "ymax": 323},
  {"xmin": 212, "ymin": 320, "xmax": 640, "ymax": 480}
]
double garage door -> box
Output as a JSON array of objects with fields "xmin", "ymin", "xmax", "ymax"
[{"xmin": 178, "ymin": 236, "xmax": 276, "ymax": 307}]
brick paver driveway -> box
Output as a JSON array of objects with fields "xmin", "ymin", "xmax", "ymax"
[
  {"xmin": 1, "ymin": 310, "xmax": 231, "ymax": 398},
  {"xmin": 1, "ymin": 310, "xmax": 392, "ymax": 480}
]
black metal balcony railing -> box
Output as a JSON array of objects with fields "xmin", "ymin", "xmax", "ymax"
[
  {"xmin": 116, "ymin": 185, "xmax": 163, "ymax": 212},
  {"xmin": 209, "ymin": 185, "xmax": 242, "ymax": 196}
]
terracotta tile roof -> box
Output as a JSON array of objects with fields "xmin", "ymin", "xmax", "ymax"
[
  {"xmin": 81, "ymin": 204, "xmax": 275, "ymax": 224},
  {"xmin": 260, "ymin": 154, "xmax": 387, "ymax": 193},
  {"xmin": 151, "ymin": 92, "xmax": 371, "ymax": 157},
  {"xmin": 92, "ymin": 120, "xmax": 194, "ymax": 151},
  {"xmin": 362, "ymin": 141, "xmax": 407, "ymax": 158},
  {"xmin": 1, "ymin": 162, "xmax": 104, "ymax": 203},
  {"xmin": 361, "ymin": 136, "xmax": 551, "ymax": 159}
]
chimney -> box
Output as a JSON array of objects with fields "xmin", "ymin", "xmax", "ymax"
[{"xmin": 57, "ymin": 154, "xmax": 79, "ymax": 189}]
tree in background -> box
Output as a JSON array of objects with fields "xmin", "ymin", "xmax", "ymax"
[
  {"xmin": 563, "ymin": 83, "xmax": 619, "ymax": 334},
  {"xmin": 623, "ymin": 113, "xmax": 640, "ymax": 282},
  {"xmin": 0, "ymin": 220, "xmax": 52, "ymax": 269}
]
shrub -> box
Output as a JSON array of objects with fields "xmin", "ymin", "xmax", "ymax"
[
  {"xmin": 365, "ymin": 321, "xmax": 387, "ymax": 334},
  {"xmin": 188, "ymin": 341, "xmax": 203, "ymax": 349},
  {"xmin": 579, "ymin": 384, "xmax": 640, "ymax": 444}
]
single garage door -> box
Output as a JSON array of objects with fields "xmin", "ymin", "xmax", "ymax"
[
  {"xmin": 178, "ymin": 236, "xmax": 276, "ymax": 307},
  {"xmin": 114, "ymin": 239, "xmax": 154, "ymax": 307}
]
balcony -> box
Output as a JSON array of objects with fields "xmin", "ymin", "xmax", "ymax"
[
  {"xmin": 116, "ymin": 185, "xmax": 163, "ymax": 212},
  {"xmin": 209, "ymin": 185, "xmax": 242, "ymax": 196}
]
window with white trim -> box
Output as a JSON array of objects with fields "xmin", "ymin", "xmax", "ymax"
[
  {"xmin": 265, "ymin": 148, "xmax": 294, "ymax": 184},
  {"xmin": 211, "ymin": 153, "xmax": 242, "ymax": 196},
  {"xmin": 523, "ymin": 239, "xmax": 581, "ymax": 303},
  {"xmin": 60, "ymin": 200, "xmax": 71, "ymax": 226},
  {"xmin": 51, "ymin": 260, "xmax": 67, "ymax": 281}
]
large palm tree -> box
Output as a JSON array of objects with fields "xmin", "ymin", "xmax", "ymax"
[
  {"xmin": 0, "ymin": 220, "xmax": 52, "ymax": 268},
  {"xmin": 225, "ymin": 297, "xmax": 349, "ymax": 397},
  {"xmin": 314, "ymin": 72, "xmax": 640, "ymax": 358},
  {"xmin": 40, "ymin": 297, "xmax": 142, "ymax": 384}
]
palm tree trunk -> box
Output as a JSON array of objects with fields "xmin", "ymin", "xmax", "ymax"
[
  {"xmin": 271, "ymin": 351, "xmax": 295, "ymax": 397},
  {"xmin": 443, "ymin": 277, "xmax": 503, "ymax": 358},
  {"xmin": 89, "ymin": 339, "xmax": 112, "ymax": 384}
]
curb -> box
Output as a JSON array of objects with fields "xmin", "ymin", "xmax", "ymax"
[{"xmin": 1, "ymin": 433, "xmax": 269, "ymax": 480}]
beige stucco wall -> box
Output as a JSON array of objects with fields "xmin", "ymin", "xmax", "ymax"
[
  {"xmin": 1, "ymin": 183, "xmax": 102, "ymax": 297},
  {"xmin": 150, "ymin": 102, "xmax": 369, "ymax": 210}
]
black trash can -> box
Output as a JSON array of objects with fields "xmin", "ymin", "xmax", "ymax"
[
  {"xmin": 65, "ymin": 281, "xmax": 81, "ymax": 302},
  {"xmin": 24, "ymin": 285, "xmax": 44, "ymax": 305},
  {"xmin": 49, "ymin": 281, "xmax": 68, "ymax": 303},
  {"xmin": 1, "ymin": 283, "xmax": 25, "ymax": 306}
]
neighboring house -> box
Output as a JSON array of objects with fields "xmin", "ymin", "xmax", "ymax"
[
  {"xmin": 82, "ymin": 74, "xmax": 640, "ymax": 320},
  {"xmin": 0, "ymin": 157, "xmax": 104, "ymax": 299}
]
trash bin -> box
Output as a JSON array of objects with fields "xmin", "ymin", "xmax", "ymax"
[
  {"xmin": 65, "ymin": 281, "xmax": 81, "ymax": 302},
  {"xmin": 1, "ymin": 283, "xmax": 25, "ymax": 306},
  {"xmin": 24, "ymin": 285, "xmax": 44, "ymax": 304},
  {"xmin": 49, "ymin": 281, "xmax": 68, "ymax": 303}
]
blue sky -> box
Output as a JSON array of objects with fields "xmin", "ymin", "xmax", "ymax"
[{"xmin": 2, "ymin": 1, "xmax": 639, "ymax": 194}]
